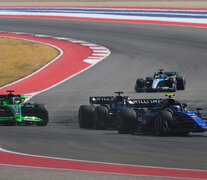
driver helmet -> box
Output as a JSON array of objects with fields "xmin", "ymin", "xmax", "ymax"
[
  {"xmin": 14, "ymin": 97, "xmax": 21, "ymax": 104},
  {"xmin": 8, "ymin": 97, "xmax": 15, "ymax": 104},
  {"xmin": 113, "ymin": 92, "xmax": 123, "ymax": 101},
  {"xmin": 170, "ymin": 105, "xmax": 180, "ymax": 112},
  {"xmin": 160, "ymin": 74, "xmax": 165, "ymax": 79},
  {"xmin": 116, "ymin": 95, "xmax": 123, "ymax": 100}
]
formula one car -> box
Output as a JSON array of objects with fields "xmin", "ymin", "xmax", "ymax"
[
  {"xmin": 78, "ymin": 92, "xmax": 160, "ymax": 130},
  {"xmin": 0, "ymin": 90, "xmax": 48, "ymax": 126},
  {"xmin": 117, "ymin": 94, "xmax": 207, "ymax": 136},
  {"xmin": 135, "ymin": 69, "xmax": 186, "ymax": 92}
]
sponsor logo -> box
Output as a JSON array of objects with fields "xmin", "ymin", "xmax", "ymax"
[{"xmin": 133, "ymin": 99, "xmax": 161, "ymax": 104}]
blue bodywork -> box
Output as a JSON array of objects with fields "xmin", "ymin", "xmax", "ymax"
[
  {"xmin": 182, "ymin": 111, "xmax": 207, "ymax": 129},
  {"xmin": 90, "ymin": 95, "xmax": 133, "ymax": 127},
  {"xmin": 140, "ymin": 97, "xmax": 207, "ymax": 134},
  {"xmin": 110, "ymin": 100, "xmax": 128, "ymax": 110},
  {"xmin": 89, "ymin": 94, "xmax": 154, "ymax": 128},
  {"xmin": 91, "ymin": 95, "xmax": 143, "ymax": 112}
]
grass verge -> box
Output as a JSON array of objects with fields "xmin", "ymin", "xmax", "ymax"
[{"xmin": 0, "ymin": 37, "xmax": 59, "ymax": 87}]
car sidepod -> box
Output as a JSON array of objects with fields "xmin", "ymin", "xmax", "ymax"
[
  {"xmin": 151, "ymin": 79, "xmax": 161, "ymax": 90},
  {"xmin": 151, "ymin": 79, "xmax": 170, "ymax": 91}
]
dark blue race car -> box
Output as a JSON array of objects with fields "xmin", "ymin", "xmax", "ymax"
[
  {"xmin": 135, "ymin": 69, "xmax": 186, "ymax": 92},
  {"xmin": 117, "ymin": 94, "xmax": 207, "ymax": 136},
  {"xmin": 78, "ymin": 92, "xmax": 159, "ymax": 130}
]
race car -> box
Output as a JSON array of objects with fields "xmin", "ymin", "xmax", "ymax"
[
  {"xmin": 117, "ymin": 94, "xmax": 207, "ymax": 136},
  {"xmin": 78, "ymin": 92, "xmax": 160, "ymax": 130},
  {"xmin": 0, "ymin": 90, "xmax": 48, "ymax": 126},
  {"xmin": 135, "ymin": 69, "xmax": 186, "ymax": 92}
]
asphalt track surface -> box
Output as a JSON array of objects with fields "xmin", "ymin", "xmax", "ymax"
[{"xmin": 0, "ymin": 17, "xmax": 207, "ymax": 179}]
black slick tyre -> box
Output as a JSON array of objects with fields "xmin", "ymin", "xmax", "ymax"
[
  {"xmin": 0, "ymin": 106, "xmax": 16, "ymax": 126},
  {"xmin": 3, "ymin": 120, "xmax": 16, "ymax": 126},
  {"xmin": 116, "ymin": 108, "xmax": 137, "ymax": 134},
  {"xmin": 176, "ymin": 76, "xmax": 186, "ymax": 90},
  {"xmin": 135, "ymin": 78, "xmax": 145, "ymax": 92},
  {"xmin": 176, "ymin": 132, "xmax": 190, "ymax": 136},
  {"xmin": 94, "ymin": 106, "xmax": 109, "ymax": 130},
  {"xmin": 35, "ymin": 104, "xmax": 49, "ymax": 126},
  {"xmin": 153, "ymin": 110, "xmax": 173, "ymax": 136},
  {"xmin": 78, "ymin": 105, "xmax": 95, "ymax": 128}
]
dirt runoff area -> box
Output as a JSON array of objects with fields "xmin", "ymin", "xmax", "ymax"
[{"xmin": 0, "ymin": 0, "xmax": 207, "ymax": 8}]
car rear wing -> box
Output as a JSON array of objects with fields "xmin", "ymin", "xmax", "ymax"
[
  {"xmin": 154, "ymin": 72, "xmax": 178, "ymax": 76},
  {"xmin": 0, "ymin": 94, "xmax": 21, "ymax": 99},
  {"xmin": 90, "ymin": 96, "xmax": 162, "ymax": 107},
  {"xmin": 165, "ymin": 72, "xmax": 179, "ymax": 76},
  {"xmin": 89, "ymin": 96, "xmax": 114, "ymax": 104},
  {"xmin": 0, "ymin": 94, "xmax": 24, "ymax": 102},
  {"xmin": 0, "ymin": 95, "xmax": 7, "ymax": 99},
  {"xmin": 130, "ymin": 99, "xmax": 162, "ymax": 108}
]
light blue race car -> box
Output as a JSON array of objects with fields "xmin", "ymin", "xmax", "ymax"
[{"xmin": 135, "ymin": 69, "xmax": 186, "ymax": 92}]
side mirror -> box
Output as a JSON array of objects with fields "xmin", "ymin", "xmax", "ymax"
[
  {"xmin": 182, "ymin": 103, "xmax": 187, "ymax": 109},
  {"xmin": 196, "ymin": 107, "xmax": 203, "ymax": 111}
]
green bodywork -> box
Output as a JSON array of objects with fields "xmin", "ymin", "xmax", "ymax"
[{"xmin": 0, "ymin": 91, "xmax": 43, "ymax": 124}]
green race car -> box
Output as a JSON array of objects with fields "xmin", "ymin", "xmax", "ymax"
[{"xmin": 0, "ymin": 90, "xmax": 48, "ymax": 126}]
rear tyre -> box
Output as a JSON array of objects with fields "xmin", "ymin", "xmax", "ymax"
[
  {"xmin": 3, "ymin": 121, "xmax": 16, "ymax": 126},
  {"xmin": 176, "ymin": 76, "xmax": 186, "ymax": 90},
  {"xmin": 0, "ymin": 106, "xmax": 16, "ymax": 126},
  {"xmin": 94, "ymin": 106, "xmax": 109, "ymax": 130},
  {"xmin": 135, "ymin": 78, "xmax": 145, "ymax": 92},
  {"xmin": 116, "ymin": 109, "xmax": 137, "ymax": 134},
  {"xmin": 35, "ymin": 104, "xmax": 49, "ymax": 126},
  {"xmin": 176, "ymin": 132, "xmax": 189, "ymax": 136},
  {"xmin": 78, "ymin": 105, "xmax": 95, "ymax": 128},
  {"xmin": 153, "ymin": 110, "xmax": 173, "ymax": 136}
]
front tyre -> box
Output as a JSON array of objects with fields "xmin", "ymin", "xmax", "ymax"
[
  {"xmin": 35, "ymin": 104, "xmax": 49, "ymax": 126},
  {"xmin": 135, "ymin": 78, "xmax": 145, "ymax": 92},
  {"xmin": 116, "ymin": 109, "xmax": 137, "ymax": 134},
  {"xmin": 176, "ymin": 76, "xmax": 186, "ymax": 90}
]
